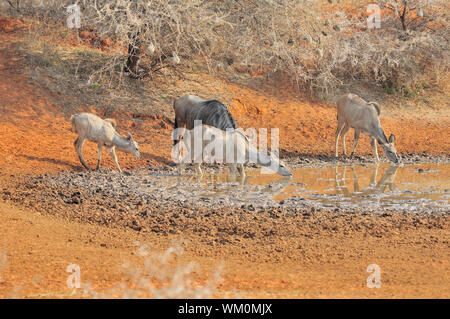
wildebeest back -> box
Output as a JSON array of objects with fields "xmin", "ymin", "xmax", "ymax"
[{"xmin": 188, "ymin": 100, "xmax": 237, "ymax": 130}]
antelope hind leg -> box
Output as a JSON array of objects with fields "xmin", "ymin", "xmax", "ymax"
[
  {"xmin": 96, "ymin": 143, "xmax": 103, "ymax": 170},
  {"xmin": 341, "ymin": 124, "xmax": 350, "ymax": 156},
  {"xmin": 350, "ymin": 130, "xmax": 360, "ymax": 158},
  {"xmin": 74, "ymin": 137, "xmax": 89, "ymax": 170}
]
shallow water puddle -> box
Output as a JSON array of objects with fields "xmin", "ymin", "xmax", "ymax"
[{"xmin": 170, "ymin": 163, "xmax": 450, "ymax": 210}]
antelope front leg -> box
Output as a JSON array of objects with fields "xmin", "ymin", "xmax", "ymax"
[
  {"xmin": 236, "ymin": 166, "xmax": 248, "ymax": 186},
  {"xmin": 96, "ymin": 143, "xmax": 103, "ymax": 170},
  {"xmin": 74, "ymin": 137, "xmax": 89, "ymax": 170},
  {"xmin": 371, "ymin": 138, "xmax": 379, "ymax": 162},
  {"xmin": 108, "ymin": 146, "xmax": 123, "ymax": 173}
]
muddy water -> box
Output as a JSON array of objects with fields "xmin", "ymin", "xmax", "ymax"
[
  {"xmin": 177, "ymin": 163, "xmax": 450, "ymax": 211},
  {"xmin": 25, "ymin": 162, "xmax": 449, "ymax": 214}
]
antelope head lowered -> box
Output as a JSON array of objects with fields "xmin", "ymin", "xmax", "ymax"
[{"xmin": 335, "ymin": 93, "xmax": 399, "ymax": 164}]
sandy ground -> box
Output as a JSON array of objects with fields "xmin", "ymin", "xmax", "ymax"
[{"xmin": 0, "ymin": 19, "xmax": 449, "ymax": 298}]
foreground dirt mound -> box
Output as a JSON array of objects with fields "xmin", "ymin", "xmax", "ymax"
[{"xmin": 1, "ymin": 169, "xmax": 449, "ymax": 298}]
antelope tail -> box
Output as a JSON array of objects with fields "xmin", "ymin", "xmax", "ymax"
[
  {"xmin": 70, "ymin": 114, "xmax": 77, "ymax": 132},
  {"xmin": 368, "ymin": 102, "xmax": 381, "ymax": 116}
]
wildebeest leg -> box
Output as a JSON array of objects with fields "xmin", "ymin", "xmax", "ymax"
[
  {"xmin": 335, "ymin": 121, "xmax": 345, "ymax": 157},
  {"xmin": 371, "ymin": 138, "xmax": 379, "ymax": 162},
  {"xmin": 74, "ymin": 137, "xmax": 89, "ymax": 170},
  {"xmin": 173, "ymin": 118, "xmax": 186, "ymax": 146},
  {"xmin": 96, "ymin": 143, "xmax": 103, "ymax": 170},
  {"xmin": 109, "ymin": 146, "xmax": 123, "ymax": 173},
  {"xmin": 350, "ymin": 129, "xmax": 361, "ymax": 158},
  {"xmin": 341, "ymin": 124, "xmax": 350, "ymax": 156},
  {"xmin": 173, "ymin": 117, "xmax": 180, "ymax": 145},
  {"xmin": 174, "ymin": 138, "xmax": 185, "ymax": 170}
]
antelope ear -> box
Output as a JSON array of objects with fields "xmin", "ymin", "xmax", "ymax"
[
  {"xmin": 127, "ymin": 132, "xmax": 133, "ymax": 140},
  {"xmin": 388, "ymin": 134, "xmax": 395, "ymax": 143}
]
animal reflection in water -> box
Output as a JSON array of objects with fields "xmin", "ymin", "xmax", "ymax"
[
  {"xmin": 194, "ymin": 170, "xmax": 249, "ymax": 185},
  {"xmin": 192, "ymin": 171, "xmax": 292, "ymax": 195},
  {"xmin": 184, "ymin": 173, "xmax": 292, "ymax": 207},
  {"xmin": 334, "ymin": 164, "xmax": 399, "ymax": 198}
]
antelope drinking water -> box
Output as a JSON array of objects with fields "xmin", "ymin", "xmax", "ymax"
[
  {"xmin": 70, "ymin": 113, "xmax": 140, "ymax": 172},
  {"xmin": 174, "ymin": 125, "xmax": 292, "ymax": 177},
  {"xmin": 335, "ymin": 93, "xmax": 399, "ymax": 163}
]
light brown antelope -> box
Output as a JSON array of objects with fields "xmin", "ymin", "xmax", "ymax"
[
  {"xmin": 335, "ymin": 93, "xmax": 399, "ymax": 163},
  {"xmin": 70, "ymin": 113, "xmax": 140, "ymax": 172},
  {"xmin": 174, "ymin": 125, "xmax": 292, "ymax": 177}
]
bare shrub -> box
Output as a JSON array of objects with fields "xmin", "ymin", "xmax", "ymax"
[
  {"xmin": 380, "ymin": 0, "xmax": 447, "ymax": 31},
  {"xmin": 7, "ymin": 0, "xmax": 450, "ymax": 96}
]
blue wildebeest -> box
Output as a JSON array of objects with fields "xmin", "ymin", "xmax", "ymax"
[{"xmin": 172, "ymin": 94, "xmax": 237, "ymax": 145}]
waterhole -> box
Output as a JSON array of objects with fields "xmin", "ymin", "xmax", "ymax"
[
  {"xmin": 37, "ymin": 162, "xmax": 449, "ymax": 213},
  {"xmin": 168, "ymin": 163, "xmax": 449, "ymax": 211}
]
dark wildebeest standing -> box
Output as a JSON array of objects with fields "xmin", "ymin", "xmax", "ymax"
[{"xmin": 172, "ymin": 94, "xmax": 237, "ymax": 145}]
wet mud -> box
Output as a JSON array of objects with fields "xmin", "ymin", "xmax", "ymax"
[{"xmin": 1, "ymin": 156, "xmax": 448, "ymax": 247}]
